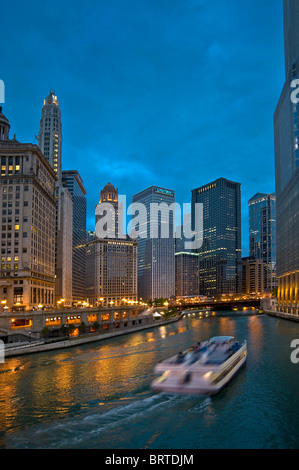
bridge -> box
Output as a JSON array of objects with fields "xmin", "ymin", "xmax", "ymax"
[{"xmin": 173, "ymin": 299, "xmax": 261, "ymax": 311}]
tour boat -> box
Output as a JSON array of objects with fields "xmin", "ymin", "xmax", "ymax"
[{"xmin": 151, "ymin": 336, "xmax": 247, "ymax": 395}]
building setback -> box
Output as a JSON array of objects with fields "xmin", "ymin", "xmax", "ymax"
[
  {"xmin": 132, "ymin": 186, "xmax": 175, "ymax": 301},
  {"xmin": 191, "ymin": 177, "xmax": 242, "ymax": 297},
  {"xmin": 274, "ymin": 0, "xmax": 299, "ymax": 314},
  {"xmin": 0, "ymin": 107, "xmax": 57, "ymax": 312}
]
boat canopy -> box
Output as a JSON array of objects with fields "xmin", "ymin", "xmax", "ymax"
[{"xmin": 209, "ymin": 336, "xmax": 234, "ymax": 343}]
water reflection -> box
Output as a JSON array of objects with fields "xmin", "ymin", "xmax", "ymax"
[{"xmin": 4, "ymin": 313, "xmax": 299, "ymax": 450}]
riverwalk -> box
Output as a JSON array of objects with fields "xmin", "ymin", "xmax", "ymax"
[
  {"xmin": 264, "ymin": 309, "xmax": 299, "ymax": 323},
  {"xmin": 3, "ymin": 315, "xmax": 182, "ymax": 358}
]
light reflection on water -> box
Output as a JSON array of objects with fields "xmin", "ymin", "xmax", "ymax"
[{"xmin": 2, "ymin": 311, "xmax": 299, "ymax": 449}]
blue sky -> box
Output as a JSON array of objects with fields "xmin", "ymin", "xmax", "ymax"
[{"xmin": 1, "ymin": 0, "xmax": 285, "ymax": 255}]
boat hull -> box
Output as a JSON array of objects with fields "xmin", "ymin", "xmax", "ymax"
[{"xmin": 152, "ymin": 343, "xmax": 247, "ymax": 396}]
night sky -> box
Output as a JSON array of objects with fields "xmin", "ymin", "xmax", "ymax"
[{"xmin": 1, "ymin": 0, "xmax": 285, "ymax": 255}]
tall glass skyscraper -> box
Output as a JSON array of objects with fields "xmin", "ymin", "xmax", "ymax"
[
  {"xmin": 132, "ymin": 186, "xmax": 175, "ymax": 301},
  {"xmin": 191, "ymin": 177, "xmax": 242, "ymax": 297},
  {"xmin": 248, "ymin": 193, "xmax": 277, "ymax": 291},
  {"xmin": 274, "ymin": 0, "xmax": 299, "ymax": 314},
  {"xmin": 62, "ymin": 171, "xmax": 87, "ymax": 302}
]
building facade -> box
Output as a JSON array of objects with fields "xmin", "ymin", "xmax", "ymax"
[
  {"xmin": 85, "ymin": 237, "xmax": 138, "ymax": 306},
  {"xmin": 241, "ymin": 257, "xmax": 264, "ymax": 296},
  {"xmin": 38, "ymin": 90, "xmax": 73, "ymax": 307},
  {"xmin": 38, "ymin": 90, "xmax": 62, "ymax": 182},
  {"xmin": 0, "ymin": 107, "xmax": 57, "ymax": 311},
  {"xmin": 132, "ymin": 186, "xmax": 175, "ymax": 301},
  {"xmin": 55, "ymin": 184, "xmax": 73, "ymax": 306},
  {"xmin": 274, "ymin": 0, "xmax": 299, "ymax": 314},
  {"xmin": 175, "ymin": 251, "xmax": 199, "ymax": 298},
  {"xmin": 95, "ymin": 183, "xmax": 119, "ymax": 239},
  {"xmin": 191, "ymin": 177, "xmax": 242, "ymax": 297},
  {"xmin": 62, "ymin": 170, "xmax": 87, "ymax": 302},
  {"xmin": 248, "ymin": 193, "xmax": 277, "ymax": 291}
]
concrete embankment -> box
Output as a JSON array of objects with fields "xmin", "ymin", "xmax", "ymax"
[
  {"xmin": 265, "ymin": 310, "xmax": 299, "ymax": 323},
  {"xmin": 4, "ymin": 316, "xmax": 182, "ymax": 358}
]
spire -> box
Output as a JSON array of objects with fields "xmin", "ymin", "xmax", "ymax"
[
  {"xmin": 0, "ymin": 106, "xmax": 10, "ymax": 141},
  {"xmin": 44, "ymin": 90, "xmax": 59, "ymax": 106}
]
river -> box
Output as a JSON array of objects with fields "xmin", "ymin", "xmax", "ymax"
[{"xmin": 1, "ymin": 310, "xmax": 299, "ymax": 449}]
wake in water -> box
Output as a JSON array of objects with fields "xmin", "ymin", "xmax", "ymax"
[{"xmin": 7, "ymin": 392, "xmax": 211, "ymax": 449}]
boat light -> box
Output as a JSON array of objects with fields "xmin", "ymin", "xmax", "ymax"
[{"xmin": 203, "ymin": 371, "xmax": 213, "ymax": 379}]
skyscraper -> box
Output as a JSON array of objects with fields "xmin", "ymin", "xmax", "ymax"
[
  {"xmin": 0, "ymin": 107, "xmax": 57, "ymax": 311},
  {"xmin": 85, "ymin": 237, "xmax": 138, "ymax": 307},
  {"xmin": 62, "ymin": 171, "xmax": 87, "ymax": 302},
  {"xmin": 38, "ymin": 90, "xmax": 62, "ymax": 182},
  {"xmin": 274, "ymin": 0, "xmax": 299, "ymax": 314},
  {"xmin": 248, "ymin": 193, "xmax": 277, "ymax": 291},
  {"xmin": 38, "ymin": 90, "xmax": 73, "ymax": 306},
  {"xmin": 191, "ymin": 177, "xmax": 242, "ymax": 297},
  {"xmin": 95, "ymin": 183, "xmax": 119, "ymax": 239},
  {"xmin": 132, "ymin": 186, "xmax": 175, "ymax": 301}
]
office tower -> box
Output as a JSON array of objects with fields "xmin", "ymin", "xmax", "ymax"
[
  {"xmin": 95, "ymin": 183, "xmax": 119, "ymax": 239},
  {"xmin": 241, "ymin": 257, "xmax": 265, "ymax": 296},
  {"xmin": 132, "ymin": 186, "xmax": 175, "ymax": 301},
  {"xmin": 62, "ymin": 171, "xmax": 87, "ymax": 302},
  {"xmin": 274, "ymin": 0, "xmax": 299, "ymax": 314},
  {"xmin": 248, "ymin": 193, "xmax": 277, "ymax": 291},
  {"xmin": 175, "ymin": 251, "xmax": 199, "ymax": 298},
  {"xmin": 38, "ymin": 90, "xmax": 73, "ymax": 306},
  {"xmin": 38, "ymin": 90, "xmax": 62, "ymax": 182},
  {"xmin": 85, "ymin": 237, "xmax": 138, "ymax": 306},
  {"xmin": 191, "ymin": 177, "xmax": 242, "ymax": 297},
  {"xmin": 0, "ymin": 107, "xmax": 57, "ymax": 311}
]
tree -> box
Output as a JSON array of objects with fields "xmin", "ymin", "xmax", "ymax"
[
  {"xmin": 41, "ymin": 326, "xmax": 50, "ymax": 339},
  {"xmin": 66, "ymin": 324, "xmax": 75, "ymax": 336},
  {"xmin": 92, "ymin": 321, "xmax": 100, "ymax": 332},
  {"xmin": 79, "ymin": 321, "xmax": 86, "ymax": 334},
  {"xmin": 59, "ymin": 325, "xmax": 68, "ymax": 338}
]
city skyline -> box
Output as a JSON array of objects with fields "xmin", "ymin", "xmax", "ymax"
[{"xmin": 1, "ymin": 0, "xmax": 285, "ymax": 256}]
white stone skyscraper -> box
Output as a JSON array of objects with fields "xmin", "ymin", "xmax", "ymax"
[
  {"xmin": 38, "ymin": 90, "xmax": 62, "ymax": 182},
  {"xmin": 38, "ymin": 90, "xmax": 73, "ymax": 305}
]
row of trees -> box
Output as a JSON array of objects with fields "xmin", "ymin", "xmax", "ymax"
[
  {"xmin": 41, "ymin": 321, "xmax": 100, "ymax": 339},
  {"xmin": 147, "ymin": 298, "xmax": 169, "ymax": 306}
]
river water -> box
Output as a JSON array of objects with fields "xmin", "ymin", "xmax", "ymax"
[{"xmin": 1, "ymin": 311, "xmax": 299, "ymax": 449}]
